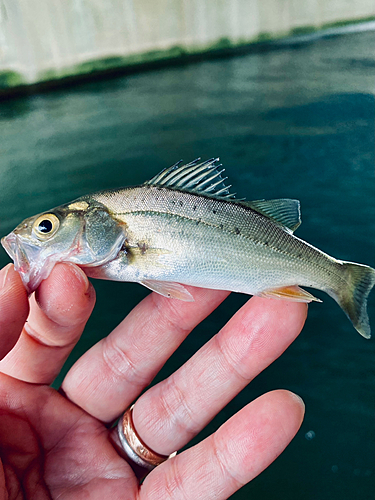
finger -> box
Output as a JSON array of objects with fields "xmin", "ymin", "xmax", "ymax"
[
  {"xmin": 0, "ymin": 263, "xmax": 95, "ymax": 384},
  {"xmin": 62, "ymin": 287, "xmax": 229, "ymax": 421},
  {"xmin": 133, "ymin": 297, "xmax": 307, "ymax": 455},
  {"xmin": 140, "ymin": 390, "xmax": 305, "ymax": 500},
  {"xmin": 0, "ymin": 265, "xmax": 29, "ymax": 360}
]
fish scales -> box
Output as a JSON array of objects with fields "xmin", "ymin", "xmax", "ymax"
[
  {"xmin": 92, "ymin": 185, "xmax": 300, "ymax": 252},
  {"xmin": 90, "ymin": 186, "xmax": 348, "ymax": 294}
]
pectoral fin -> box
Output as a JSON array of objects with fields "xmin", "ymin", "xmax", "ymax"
[
  {"xmin": 259, "ymin": 285, "xmax": 322, "ymax": 303},
  {"xmin": 140, "ymin": 280, "xmax": 195, "ymax": 302}
]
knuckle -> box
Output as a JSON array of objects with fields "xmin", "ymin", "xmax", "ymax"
[
  {"xmin": 151, "ymin": 293, "xmax": 191, "ymax": 338},
  {"xmin": 212, "ymin": 434, "xmax": 245, "ymax": 489},
  {"xmin": 213, "ymin": 332, "xmax": 252, "ymax": 383},
  {"xmin": 160, "ymin": 459, "xmax": 190, "ymax": 500},
  {"xmin": 159, "ymin": 376, "xmax": 201, "ymax": 437},
  {"xmin": 102, "ymin": 335, "xmax": 149, "ymax": 387},
  {"xmin": 23, "ymin": 321, "xmax": 78, "ymax": 348}
]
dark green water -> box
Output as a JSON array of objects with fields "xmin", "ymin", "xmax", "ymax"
[{"xmin": 1, "ymin": 29, "xmax": 374, "ymax": 500}]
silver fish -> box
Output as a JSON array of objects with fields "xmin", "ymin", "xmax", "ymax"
[{"xmin": 2, "ymin": 159, "xmax": 375, "ymax": 338}]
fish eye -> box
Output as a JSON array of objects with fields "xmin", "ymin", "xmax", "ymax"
[{"xmin": 33, "ymin": 214, "xmax": 60, "ymax": 239}]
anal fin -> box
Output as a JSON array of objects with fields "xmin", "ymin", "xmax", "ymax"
[
  {"xmin": 259, "ymin": 285, "xmax": 322, "ymax": 303},
  {"xmin": 140, "ymin": 280, "xmax": 195, "ymax": 302}
]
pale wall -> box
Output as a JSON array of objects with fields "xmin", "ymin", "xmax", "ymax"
[{"xmin": 0, "ymin": 0, "xmax": 374, "ymax": 88}]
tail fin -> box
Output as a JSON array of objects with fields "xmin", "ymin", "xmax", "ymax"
[{"xmin": 328, "ymin": 261, "xmax": 375, "ymax": 338}]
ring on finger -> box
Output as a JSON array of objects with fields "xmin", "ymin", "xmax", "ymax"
[{"xmin": 117, "ymin": 404, "xmax": 177, "ymax": 471}]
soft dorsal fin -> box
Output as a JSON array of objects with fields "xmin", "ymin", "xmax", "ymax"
[
  {"xmin": 241, "ymin": 198, "xmax": 301, "ymax": 233},
  {"xmin": 144, "ymin": 158, "xmax": 237, "ymax": 200}
]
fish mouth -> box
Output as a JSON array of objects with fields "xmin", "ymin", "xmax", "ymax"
[
  {"xmin": 1, "ymin": 232, "xmax": 49, "ymax": 293},
  {"xmin": 1, "ymin": 233, "xmax": 31, "ymax": 274},
  {"xmin": 1, "ymin": 229, "xmax": 126, "ymax": 293}
]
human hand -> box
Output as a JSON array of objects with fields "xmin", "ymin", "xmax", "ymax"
[{"xmin": 0, "ymin": 262, "xmax": 306, "ymax": 499}]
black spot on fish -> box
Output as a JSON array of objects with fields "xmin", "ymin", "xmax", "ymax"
[
  {"xmin": 220, "ymin": 223, "xmax": 223, "ymax": 230},
  {"xmin": 212, "ymin": 209, "xmax": 217, "ymax": 214},
  {"xmin": 179, "ymin": 200, "xmax": 183, "ymax": 207},
  {"xmin": 138, "ymin": 242, "xmax": 147, "ymax": 255},
  {"xmin": 193, "ymin": 205, "xmax": 197, "ymax": 211},
  {"xmin": 235, "ymin": 228, "xmax": 240, "ymax": 235}
]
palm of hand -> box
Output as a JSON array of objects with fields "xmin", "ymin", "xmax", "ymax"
[{"xmin": 0, "ymin": 380, "xmax": 136, "ymax": 499}]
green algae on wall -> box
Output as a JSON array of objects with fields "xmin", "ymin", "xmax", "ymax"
[
  {"xmin": 0, "ymin": 71, "xmax": 23, "ymax": 89},
  {"xmin": 29, "ymin": 15, "xmax": 375, "ymax": 91}
]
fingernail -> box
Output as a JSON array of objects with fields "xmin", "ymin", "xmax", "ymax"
[
  {"xmin": 291, "ymin": 392, "xmax": 305, "ymax": 410},
  {"xmin": 0, "ymin": 264, "xmax": 13, "ymax": 290},
  {"xmin": 66, "ymin": 263, "xmax": 90, "ymax": 293}
]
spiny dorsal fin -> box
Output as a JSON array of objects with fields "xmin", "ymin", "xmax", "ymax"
[
  {"xmin": 144, "ymin": 158, "xmax": 237, "ymax": 200},
  {"xmin": 241, "ymin": 198, "xmax": 301, "ymax": 233},
  {"xmin": 145, "ymin": 159, "xmax": 301, "ymax": 232}
]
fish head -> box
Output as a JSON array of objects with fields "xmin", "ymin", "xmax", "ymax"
[{"xmin": 1, "ymin": 199, "xmax": 125, "ymax": 293}]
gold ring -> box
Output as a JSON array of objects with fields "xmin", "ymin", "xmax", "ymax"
[{"xmin": 117, "ymin": 404, "xmax": 177, "ymax": 470}]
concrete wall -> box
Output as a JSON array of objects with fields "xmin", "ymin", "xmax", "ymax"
[{"xmin": 0, "ymin": 0, "xmax": 374, "ymax": 89}]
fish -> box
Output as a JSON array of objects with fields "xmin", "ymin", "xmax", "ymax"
[{"xmin": 2, "ymin": 158, "xmax": 375, "ymax": 338}]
